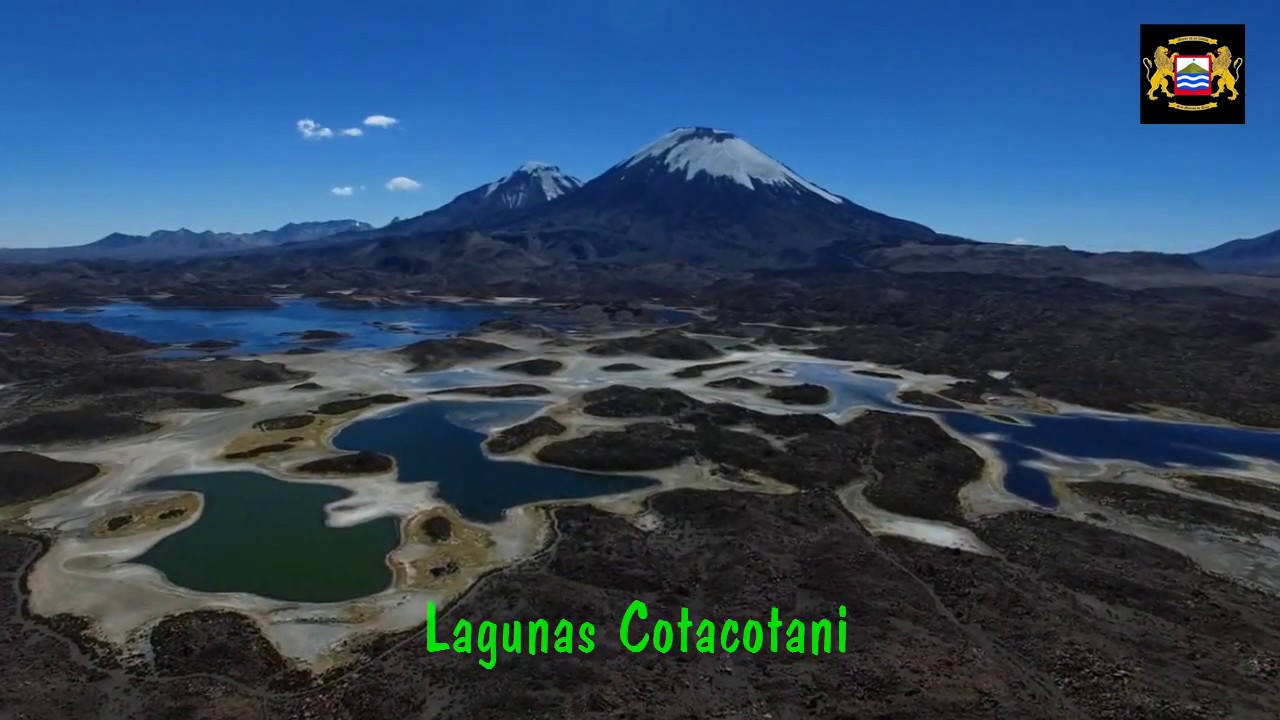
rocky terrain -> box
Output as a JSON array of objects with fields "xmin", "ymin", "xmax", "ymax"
[
  {"xmin": 224, "ymin": 443, "xmax": 296, "ymax": 461},
  {"xmin": 679, "ymin": 272, "xmax": 1280, "ymax": 428},
  {"xmin": 600, "ymin": 362, "xmax": 646, "ymax": 372},
  {"xmin": 0, "ymin": 318, "xmax": 157, "ymax": 383},
  {"xmin": 0, "ymin": 452, "xmax": 100, "ymax": 505},
  {"xmin": 9, "ymin": 251, "xmax": 1276, "ymax": 431},
  {"xmin": 313, "ymin": 394, "xmax": 408, "ymax": 416},
  {"xmin": 295, "ymin": 451, "xmax": 395, "ymax": 476},
  {"xmin": 1073, "ymin": 482, "xmax": 1280, "ymax": 539},
  {"xmin": 187, "ymin": 339, "xmax": 241, "ymax": 351},
  {"xmin": 1182, "ymin": 474, "xmax": 1280, "ymax": 512},
  {"xmin": 429, "ymin": 384, "xmax": 550, "ymax": 398},
  {"xmin": 5, "ymin": 466, "xmax": 1280, "ymax": 718},
  {"xmin": 538, "ymin": 389, "xmax": 976, "ymax": 516},
  {"xmin": 253, "ymin": 415, "xmax": 316, "ymax": 432},
  {"xmin": 0, "ymin": 324, "xmax": 306, "ymax": 446},
  {"xmin": 670, "ymin": 359, "xmax": 748, "ymax": 378},
  {"xmin": 586, "ymin": 330, "xmax": 722, "ymax": 361},
  {"xmin": 495, "ymin": 358, "xmax": 563, "ymax": 376},
  {"xmin": 4, "ymin": 244, "xmax": 1280, "ymax": 718},
  {"xmin": 484, "ymin": 416, "xmax": 567, "ymax": 454},
  {"xmin": 764, "ymin": 382, "xmax": 831, "ymax": 405},
  {"xmin": 397, "ymin": 338, "xmax": 515, "ymax": 372}
]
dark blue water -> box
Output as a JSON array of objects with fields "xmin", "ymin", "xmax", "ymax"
[
  {"xmin": 0, "ymin": 299, "xmax": 695, "ymax": 355},
  {"xmin": 334, "ymin": 401, "xmax": 657, "ymax": 522},
  {"xmin": 940, "ymin": 410, "xmax": 1280, "ymax": 508},
  {"xmin": 0, "ymin": 299, "xmax": 505, "ymax": 354}
]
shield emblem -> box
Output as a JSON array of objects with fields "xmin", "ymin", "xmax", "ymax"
[{"xmin": 1174, "ymin": 55, "xmax": 1212, "ymax": 96}]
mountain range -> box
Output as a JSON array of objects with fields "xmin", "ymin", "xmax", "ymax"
[
  {"xmin": 0, "ymin": 220, "xmax": 372, "ymax": 261},
  {"xmin": 1, "ymin": 127, "xmax": 1272, "ymax": 276}
]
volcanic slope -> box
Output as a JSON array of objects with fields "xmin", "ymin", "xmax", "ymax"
[{"xmin": 1194, "ymin": 227, "xmax": 1280, "ymax": 274}]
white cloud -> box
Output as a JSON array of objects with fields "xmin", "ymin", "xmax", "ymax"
[
  {"xmin": 364, "ymin": 115, "xmax": 399, "ymax": 128},
  {"xmin": 385, "ymin": 176, "xmax": 422, "ymax": 191},
  {"xmin": 331, "ymin": 186, "xmax": 355, "ymax": 197},
  {"xmin": 296, "ymin": 118, "xmax": 334, "ymax": 140},
  {"xmin": 297, "ymin": 119, "xmax": 367, "ymax": 140},
  {"xmin": 1011, "ymin": 237, "xmax": 1027, "ymax": 245}
]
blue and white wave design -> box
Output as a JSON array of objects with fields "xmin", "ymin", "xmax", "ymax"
[{"xmin": 1177, "ymin": 73, "xmax": 1209, "ymax": 89}]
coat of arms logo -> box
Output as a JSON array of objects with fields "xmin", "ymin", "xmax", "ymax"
[{"xmin": 1140, "ymin": 25, "xmax": 1245, "ymax": 124}]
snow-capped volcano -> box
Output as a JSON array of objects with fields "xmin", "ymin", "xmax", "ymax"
[
  {"xmin": 617, "ymin": 127, "xmax": 847, "ymax": 204},
  {"xmin": 483, "ymin": 162, "xmax": 581, "ymax": 209},
  {"xmin": 496, "ymin": 127, "xmax": 941, "ymax": 270},
  {"xmin": 292, "ymin": 127, "xmax": 954, "ymax": 274},
  {"xmin": 376, "ymin": 162, "xmax": 583, "ymax": 237}
]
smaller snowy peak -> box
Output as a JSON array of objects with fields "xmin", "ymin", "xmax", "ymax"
[
  {"xmin": 620, "ymin": 127, "xmax": 847, "ymax": 204},
  {"xmin": 483, "ymin": 162, "xmax": 583, "ymax": 208}
]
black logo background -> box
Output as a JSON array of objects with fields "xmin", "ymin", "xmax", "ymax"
[{"xmin": 1140, "ymin": 24, "xmax": 1246, "ymax": 124}]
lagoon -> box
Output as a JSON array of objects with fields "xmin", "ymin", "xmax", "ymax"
[
  {"xmin": 0, "ymin": 298, "xmax": 506, "ymax": 355},
  {"xmin": 334, "ymin": 400, "xmax": 658, "ymax": 523},
  {"xmin": 134, "ymin": 400, "xmax": 657, "ymax": 601},
  {"xmin": 136, "ymin": 471, "xmax": 399, "ymax": 602},
  {"xmin": 0, "ymin": 298, "xmax": 695, "ymax": 356},
  {"xmin": 939, "ymin": 410, "xmax": 1280, "ymax": 508}
]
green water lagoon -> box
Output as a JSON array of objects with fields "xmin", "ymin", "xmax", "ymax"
[
  {"xmin": 135, "ymin": 471, "xmax": 399, "ymax": 603},
  {"xmin": 133, "ymin": 400, "xmax": 657, "ymax": 602}
]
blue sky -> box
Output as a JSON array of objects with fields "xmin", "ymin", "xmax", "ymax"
[{"xmin": 0, "ymin": 0, "xmax": 1275, "ymax": 252}]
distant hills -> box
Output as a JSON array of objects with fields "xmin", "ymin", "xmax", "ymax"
[
  {"xmin": 1193, "ymin": 228, "xmax": 1280, "ymax": 275},
  {"xmin": 0, "ymin": 220, "xmax": 372, "ymax": 262}
]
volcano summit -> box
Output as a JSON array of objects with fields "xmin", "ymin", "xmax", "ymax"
[{"xmin": 617, "ymin": 127, "xmax": 848, "ymax": 202}]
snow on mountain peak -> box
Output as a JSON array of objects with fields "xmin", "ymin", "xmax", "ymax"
[
  {"xmin": 483, "ymin": 162, "xmax": 582, "ymax": 207},
  {"xmin": 621, "ymin": 127, "xmax": 847, "ymax": 204},
  {"xmin": 518, "ymin": 161, "xmax": 557, "ymax": 172}
]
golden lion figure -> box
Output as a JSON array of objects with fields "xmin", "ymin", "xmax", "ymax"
[
  {"xmin": 1143, "ymin": 46, "xmax": 1176, "ymax": 100},
  {"xmin": 1211, "ymin": 46, "xmax": 1243, "ymax": 100}
]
